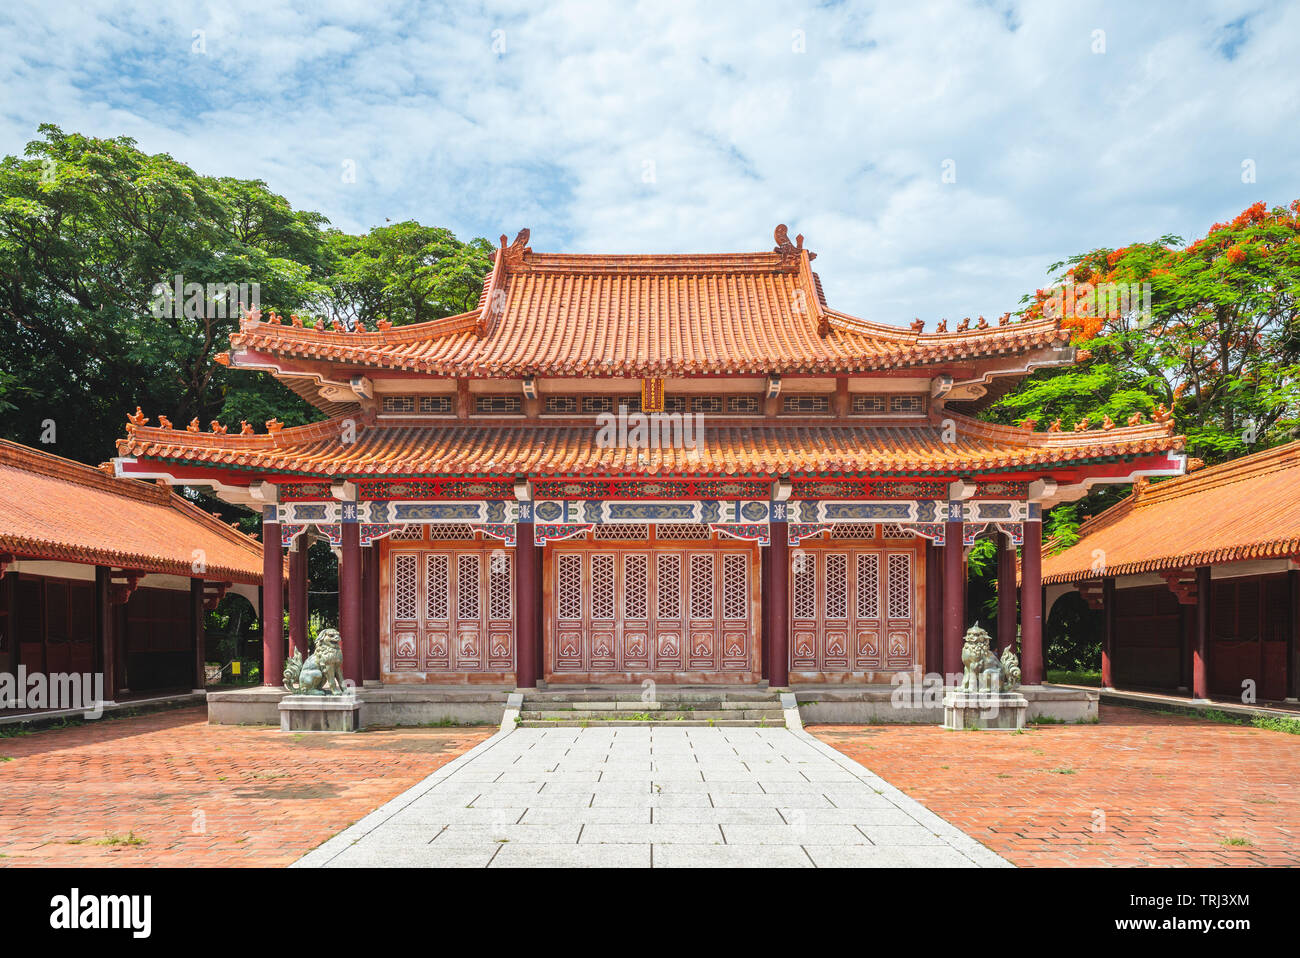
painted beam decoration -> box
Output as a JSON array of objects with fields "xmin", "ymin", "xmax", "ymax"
[{"xmin": 272, "ymin": 496, "xmax": 1036, "ymax": 548}]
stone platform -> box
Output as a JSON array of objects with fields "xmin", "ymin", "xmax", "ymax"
[
  {"xmin": 209, "ymin": 685, "xmax": 511, "ymax": 728},
  {"xmin": 280, "ymin": 694, "xmax": 363, "ymax": 731},
  {"xmin": 941, "ymin": 690, "xmax": 1028, "ymax": 730},
  {"xmin": 795, "ymin": 684, "xmax": 1098, "ymax": 725},
  {"xmin": 208, "ymin": 682, "xmax": 1099, "ymax": 729}
]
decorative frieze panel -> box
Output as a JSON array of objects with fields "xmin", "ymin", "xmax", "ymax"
[
  {"xmin": 531, "ymin": 478, "xmax": 771, "ymax": 500},
  {"xmin": 787, "ymin": 499, "xmax": 1031, "ymax": 525},
  {"xmin": 532, "ymin": 499, "xmax": 770, "ymax": 525}
]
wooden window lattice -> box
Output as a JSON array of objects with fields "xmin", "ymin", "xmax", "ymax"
[
  {"xmin": 830, "ymin": 523, "xmax": 877, "ymax": 539},
  {"xmin": 489, "ymin": 553, "xmax": 512, "ymax": 620},
  {"xmin": 887, "ymin": 553, "xmax": 911, "ymax": 619},
  {"xmin": 689, "ymin": 554, "xmax": 714, "ymax": 619},
  {"xmin": 825, "ymin": 553, "xmax": 848, "ymax": 619},
  {"xmin": 474, "ymin": 395, "xmax": 522, "ymax": 415},
  {"xmin": 793, "ymin": 552, "xmax": 817, "ymax": 618},
  {"xmin": 783, "ymin": 395, "xmax": 830, "ymax": 414},
  {"xmin": 418, "ymin": 395, "xmax": 452, "ymax": 414},
  {"xmin": 624, "ymin": 554, "xmax": 648, "ymax": 619},
  {"xmin": 889, "ymin": 394, "xmax": 925, "ymax": 414},
  {"xmin": 593, "ymin": 523, "xmax": 650, "ymax": 540},
  {"xmin": 657, "ymin": 554, "xmax": 681, "ymax": 619},
  {"xmin": 558, "ymin": 554, "xmax": 583, "ymax": 620},
  {"xmin": 656, "ymin": 523, "xmax": 711, "ymax": 540},
  {"xmin": 381, "ymin": 395, "xmax": 416, "ymax": 414},
  {"xmin": 428, "ymin": 523, "xmax": 476, "ymax": 539},
  {"xmin": 591, "ymin": 554, "xmax": 616, "ymax": 620},
  {"xmin": 857, "ymin": 553, "xmax": 880, "ymax": 619},
  {"xmin": 544, "ymin": 396, "xmax": 578, "ymax": 414},
  {"xmin": 457, "ymin": 553, "xmax": 481, "ymax": 620},
  {"xmin": 394, "ymin": 554, "xmax": 417, "ymax": 620},
  {"xmin": 723, "ymin": 553, "xmax": 747, "ymax": 620},
  {"xmin": 426, "ymin": 554, "xmax": 449, "ymax": 620}
]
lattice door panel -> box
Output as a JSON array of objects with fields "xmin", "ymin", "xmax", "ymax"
[
  {"xmin": 789, "ymin": 545, "xmax": 917, "ymax": 673},
  {"xmin": 551, "ymin": 546, "xmax": 753, "ymax": 674},
  {"xmin": 389, "ymin": 546, "xmax": 514, "ymax": 674}
]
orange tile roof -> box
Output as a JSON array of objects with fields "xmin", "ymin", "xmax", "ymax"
[
  {"xmin": 117, "ymin": 412, "xmax": 1181, "ymax": 479},
  {"xmin": 1041, "ymin": 441, "xmax": 1300, "ymax": 583},
  {"xmin": 226, "ymin": 227, "xmax": 1072, "ymax": 379},
  {"xmin": 0, "ymin": 439, "xmax": 265, "ymax": 583}
]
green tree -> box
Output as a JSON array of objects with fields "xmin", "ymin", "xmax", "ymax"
[
  {"xmin": 0, "ymin": 125, "xmax": 330, "ymax": 462},
  {"xmin": 325, "ymin": 221, "xmax": 493, "ymax": 327}
]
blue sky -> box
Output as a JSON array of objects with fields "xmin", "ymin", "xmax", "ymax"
[{"xmin": 1, "ymin": 0, "xmax": 1296, "ymax": 325}]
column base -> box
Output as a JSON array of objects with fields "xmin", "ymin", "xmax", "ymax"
[{"xmin": 1189, "ymin": 698, "xmax": 1211, "ymax": 705}]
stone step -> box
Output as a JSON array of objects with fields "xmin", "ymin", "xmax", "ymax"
[
  {"xmin": 516, "ymin": 718, "xmax": 777, "ymax": 728},
  {"xmin": 523, "ymin": 690, "xmax": 778, "ymax": 703},
  {"xmin": 519, "ymin": 699, "xmax": 782, "ymax": 712},
  {"xmin": 519, "ymin": 708, "xmax": 783, "ymax": 722}
]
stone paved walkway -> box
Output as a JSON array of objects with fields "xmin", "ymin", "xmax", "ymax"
[
  {"xmin": 812, "ymin": 705, "xmax": 1300, "ymax": 867},
  {"xmin": 295, "ymin": 726, "xmax": 1008, "ymax": 868}
]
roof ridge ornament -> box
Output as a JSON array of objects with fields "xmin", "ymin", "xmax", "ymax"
[
  {"xmin": 502, "ymin": 228, "xmax": 531, "ymax": 268},
  {"xmin": 773, "ymin": 224, "xmax": 815, "ymax": 267}
]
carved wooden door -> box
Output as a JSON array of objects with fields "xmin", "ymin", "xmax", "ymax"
[
  {"xmin": 790, "ymin": 544, "xmax": 918, "ymax": 673},
  {"xmin": 552, "ymin": 545, "xmax": 753, "ymax": 676},
  {"xmin": 389, "ymin": 545, "xmax": 514, "ymax": 674}
]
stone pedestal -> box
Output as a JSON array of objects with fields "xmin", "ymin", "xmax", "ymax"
[
  {"xmin": 279, "ymin": 694, "xmax": 362, "ymax": 732},
  {"xmin": 942, "ymin": 690, "xmax": 1028, "ymax": 730}
]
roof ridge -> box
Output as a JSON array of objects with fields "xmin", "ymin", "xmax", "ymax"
[
  {"xmin": 1137, "ymin": 439, "xmax": 1300, "ymax": 506},
  {"xmin": 0, "ymin": 437, "xmax": 264, "ymax": 564},
  {"xmin": 119, "ymin": 413, "xmax": 363, "ymax": 451},
  {"xmin": 0, "ymin": 438, "xmax": 171, "ymax": 505}
]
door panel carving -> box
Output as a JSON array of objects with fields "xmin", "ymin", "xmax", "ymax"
[
  {"xmin": 790, "ymin": 540, "xmax": 919, "ymax": 674},
  {"xmin": 550, "ymin": 544, "xmax": 753, "ymax": 675},
  {"xmin": 388, "ymin": 544, "xmax": 514, "ymax": 674}
]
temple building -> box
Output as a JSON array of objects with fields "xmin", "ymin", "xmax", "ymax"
[
  {"xmin": 0, "ymin": 438, "xmax": 264, "ymax": 709},
  {"xmin": 1042, "ymin": 440, "xmax": 1300, "ymax": 704},
  {"xmin": 113, "ymin": 227, "xmax": 1186, "ymax": 703}
]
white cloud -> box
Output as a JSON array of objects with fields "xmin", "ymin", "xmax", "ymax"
[{"xmin": 0, "ymin": 0, "xmax": 1295, "ymax": 325}]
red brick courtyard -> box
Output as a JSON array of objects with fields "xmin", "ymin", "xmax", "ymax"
[
  {"xmin": 0, "ymin": 708, "xmax": 492, "ymax": 867},
  {"xmin": 0, "ymin": 704, "xmax": 1296, "ymax": 867},
  {"xmin": 812, "ymin": 705, "xmax": 1300, "ymax": 867}
]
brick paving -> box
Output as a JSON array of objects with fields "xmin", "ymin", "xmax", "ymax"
[
  {"xmin": 811, "ymin": 705, "xmax": 1300, "ymax": 867},
  {"xmin": 0, "ymin": 707, "xmax": 492, "ymax": 867}
]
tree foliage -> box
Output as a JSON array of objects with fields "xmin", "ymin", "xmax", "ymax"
[{"xmin": 0, "ymin": 126, "xmax": 492, "ymax": 465}]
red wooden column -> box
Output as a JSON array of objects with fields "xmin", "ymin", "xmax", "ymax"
[
  {"xmin": 262, "ymin": 507, "xmax": 285, "ymax": 687},
  {"xmin": 362, "ymin": 543, "xmax": 380, "ymax": 685},
  {"xmin": 768, "ymin": 519, "xmax": 790, "ymax": 688},
  {"xmin": 924, "ymin": 539, "xmax": 943, "ymax": 676},
  {"xmin": 996, "ymin": 532, "xmax": 1017, "ymax": 653},
  {"xmin": 761, "ymin": 543, "xmax": 773, "ymax": 681},
  {"xmin": 288, "ymin": 536, "xmax": 309, "ymax": 659},
  {"xmin": 515, "ymin": 519, "xmax": 538, "ymax": 688},
  {"xmin": 1020, "ymin": 515, "xmax": 1044, "ymax": 685},
  {"xmin": 190, "ymin": 577, "xmax": 206, "ymax": 692},
  {"xmin": 95, "ymin": 565, "xmax": 118, "ymax": 702},
  {"xmin": 1100, "ymin": 576, "xmax": 1116, "ymax": 688},
  {"xmin": 942, "ymin": 508, "xmax": 965, "ymax": 680},
  {"xmin": 1192, "ymin": 565, "xmax": 1211, "ymax": 701},
  {"xmin": 340, "ymin": 505, "xmax": 362, "ymax": 688},
  {"xmin": 1288, "ymin": 568, "xmax": 1299, "ymax": 702}
]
